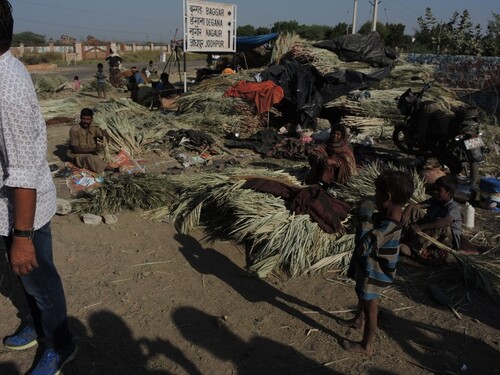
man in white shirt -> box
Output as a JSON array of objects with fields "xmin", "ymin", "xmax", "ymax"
[{"xmin": 0, "ymin": 1, "xmax": 77, "ymax": 374}]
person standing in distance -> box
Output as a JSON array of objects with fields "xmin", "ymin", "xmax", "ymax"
[{"xmin": 0, "ymin": 1, "xmax": 77, "ymax": 374}]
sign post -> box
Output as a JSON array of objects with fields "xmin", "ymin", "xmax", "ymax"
[{"xmin": 184, "ymin": 0, "xmax": 237, "ymax": 53}]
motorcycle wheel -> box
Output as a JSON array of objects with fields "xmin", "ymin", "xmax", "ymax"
[
  {"xmin": 463, "ymin": 161, "xmax": 480, "ymax": 187},
  {"xmin": 447, "ymin": 144, "xmax": 481, "ymax": 187},
  {"xmin": 392, "ymin": 127, "xmax": 413, "ymax": 154}
]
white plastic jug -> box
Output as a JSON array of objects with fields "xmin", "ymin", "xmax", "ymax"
[{"xmin": 464, "ymin": 202, "xmax": 475, "ymax": 229}]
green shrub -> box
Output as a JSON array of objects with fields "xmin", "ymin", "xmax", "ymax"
[{"xmin": 20, "ymin": 51, "xmax": 64, "ymax": 65}]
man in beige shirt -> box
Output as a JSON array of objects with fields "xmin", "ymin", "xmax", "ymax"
[{"xmin": 68, "ymin": 108, "xmax": 118, "ymax": 174}]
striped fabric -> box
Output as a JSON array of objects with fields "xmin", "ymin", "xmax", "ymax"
[{"xmin": 349, "ymin": 212, "xmax": 402, "ymax": 300}]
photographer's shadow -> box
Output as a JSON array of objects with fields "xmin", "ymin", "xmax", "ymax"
[
  {"xmin": 173, "ymin": 306, "xmax": 341, "ymax": 375},
  {"xmin": 175, "ymin": 233, "xmax": 344, "ymax": 343}
]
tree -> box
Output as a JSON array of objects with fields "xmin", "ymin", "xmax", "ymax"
[
  {"xmin": 12, "ymin": 31, "xmax": 46, "ymax": 46},
  {"xmin": 482, "ymin": 12, "xmax": 500, "ymax": 56},
  {"xmin": 255, "ymin": 27, "xmax": 271, "ymax": 35},
  {"xmin": 298, "ymin": 25, "xmax": 331, "ymax": 40},
  {"xmin": 358, "ymin": 21, "xmax": 389, "ymax": 40},
  {"xmin": 446, "ymin": 10, "xmax": 483, "ymax": 55},
  {"xmin": 237, "ymin": 25, "xmax": 256, "ymax": 37},
  {"xmin": 272, "ymin": 20, "xmax": 300, "ymax": 34},
  {"xmin": 325, "ymin": 23, "xmax": 349, "ymax": 39},
  {"xmin": 414, "ymin": 7, "xmax": 487, "ymax": 55},
  {"xmin": 414, "ymin": 7, "xmax": 438, "ymax": 53},
  {"xmin": 384, "ymin": 23, "xmax": 412, "ymax": 50}
]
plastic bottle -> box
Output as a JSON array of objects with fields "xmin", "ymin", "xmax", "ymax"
[{"xmin": 464, "ymin": 202, "xmax": 475, "ymax": 229}]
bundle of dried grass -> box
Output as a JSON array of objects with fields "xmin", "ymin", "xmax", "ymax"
[
  {"xmin": 147, "ymin": 167, "xmax": 354, "ymax": 277},
  {"xmin": 91, "ymin": 99, "xmax": 179, "ymax": 155},
  {"xmin": 175, "ymin": 95, "xmax": 264, "ymax": 136},
  {"xmin": 74, "ymin": 173, "xmax": 176, "ymax": 215},
  {"xmin": 417, "ymin": 231, "xmax": 500, "ymax": 301},
  {"xmin": 287, "ymin": 44, "xmax": 371, "ymax": 75},
  {"xmin": 34, "ymin": 75, "xmax": 69, "ymax": 93},
  {"xmin": 322, "ymin": 61, "xmax": 464, "ymax": 134},
  {"xmin": 80, "ymin": 80, "xmax": 114, "ymax": 93},
  {"xmin": 335, "ymin": 161, "xmax": 427, "ymax": 204},
  {"xmin": 271, "ymin": 32, "xmax": 304, "ymax": 64},
  {"xmin": 39, "ymin": 97, "xmax": 80, "ymax": 120},
  {"xmin": 174, "ymin": 73, "xmax": 270, "ymax": 136}
]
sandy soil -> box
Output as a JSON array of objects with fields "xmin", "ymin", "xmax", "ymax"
[{"xmin": 0, "ymin": 84, "xmax": 499, "ymax": 375}]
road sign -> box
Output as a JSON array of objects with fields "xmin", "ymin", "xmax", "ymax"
[{"xmin": 184, "ymin": 0, "xmax": 237, "ymax": 53}]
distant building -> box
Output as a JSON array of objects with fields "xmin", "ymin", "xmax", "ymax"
[{"xmin": 60, "ymin": 35, "xmax": 76, "ymax": 45}]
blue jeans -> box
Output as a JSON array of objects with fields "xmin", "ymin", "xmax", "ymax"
[{"xmin": 4, "ymin": 221, "xmax": 73, "ymax": 354}]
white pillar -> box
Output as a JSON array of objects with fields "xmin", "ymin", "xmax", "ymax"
[
  {"xmin": 352, "ymin": 0, "xmax": 358, "ymax": 34},
  {"xmin": 371, "ymin": 0, "xmax": 379, "ymax": 32}
]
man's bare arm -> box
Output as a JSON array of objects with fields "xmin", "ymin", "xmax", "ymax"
[{"xmin": 10, "ymin": 188, "xmax": 38, "ymax": 276}]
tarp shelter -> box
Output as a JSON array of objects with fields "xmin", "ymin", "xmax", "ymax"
[
  {"xmin": 313, "ymin": 31, "xmax": 397, "ymax": 68},
  {"xmin": 236, "ymin": 33, "xmax": 279, "ymax": 53}
]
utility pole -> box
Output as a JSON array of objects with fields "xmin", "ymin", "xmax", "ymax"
[
  {"xmin": 371, "ymin": 0, "xmax": 379, "ymax": 32},
  {"xmin": 352, "ymin": 0, "xmax": 358, "ymax": 34}
]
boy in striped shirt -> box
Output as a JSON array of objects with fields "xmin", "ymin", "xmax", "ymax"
[{"xmin": 344, "ymin": 170, "xmax": 415, "ymax": 355}]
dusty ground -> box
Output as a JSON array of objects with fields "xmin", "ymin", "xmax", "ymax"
[{"xmin": 0, "ymin": 71, "xmax": 499, "ymax": 375}]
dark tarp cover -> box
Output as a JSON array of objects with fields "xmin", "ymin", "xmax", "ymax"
[
  {"xmin": 259, "ymin": 58, "xmax": 322, "ymax": 128},
  {"xmin": 313, "ymin": 31, "xmax": 397, "ymax": 68},
  {"xmin": 318, "ymin": 65, "xmax": 394, "ymax": 103},
  {"xmin": 236, "ymin": 33, "xmax": 279, "ymax": 52}
]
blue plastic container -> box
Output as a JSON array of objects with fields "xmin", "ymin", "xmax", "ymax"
[{"xmin": 479, "ymin": 177, "xmax": 500, "ymax": 212}]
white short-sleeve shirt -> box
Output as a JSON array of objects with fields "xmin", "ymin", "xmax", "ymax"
[{"xmin": 0, "ymin": 50, "xmax": 56, "ymax": 236}]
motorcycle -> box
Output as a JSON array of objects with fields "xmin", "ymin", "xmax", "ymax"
[{"xmin": 393, "ymin": 77, "xmax": 486, "ymax": 186}]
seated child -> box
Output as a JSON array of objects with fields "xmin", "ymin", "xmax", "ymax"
[
  {"xmin": 344, "ymin": 170, "xmax": 415, "ymax": 355},
  {"xmin": 400, "ymin": 175, "xmax": 462, "ymax": 261}
]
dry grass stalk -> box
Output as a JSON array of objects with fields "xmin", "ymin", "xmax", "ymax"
[
  {"xmin": 39, "ymin": 97, "xmax": 80, "ymax": 119},
  {"xmin": 91, "ymin": 99, "xmax": 179, "ymax": 156},
  {"xmin": 74, "ymin": 173, "xmax": 176, "ymax": 215},
  {"xmin": 335, "ymin": 161, "xmax": 427, "ymax": 204},
  {"xmin": 416, "ymin": 231, "xmax": 500, "ymax": 300}
]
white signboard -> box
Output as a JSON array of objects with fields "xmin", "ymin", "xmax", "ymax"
[{"xmin": 184, "ymin": 0, "xmax": 236, "ymax": 53}]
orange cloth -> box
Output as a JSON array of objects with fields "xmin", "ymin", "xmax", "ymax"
[
  {"xmin": 222, "ymin": 67, "xmax": 235, "ymax": 74},
  {"xmin": 224, "ymin": 80, "xmax": 284, "ymax": 114}
]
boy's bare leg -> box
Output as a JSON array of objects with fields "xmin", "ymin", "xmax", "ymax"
[
  {"xmin": 340, "ymin": 297, "xmax": 364, "ymax": 329},
  {"xmin": 345, "ymin": 298, "xmax": 378, "ymax": 355}
]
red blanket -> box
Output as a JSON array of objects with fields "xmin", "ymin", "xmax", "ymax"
[{"xmin": 224, "ymin": 80, "xmax": 284, "ymax": 114}]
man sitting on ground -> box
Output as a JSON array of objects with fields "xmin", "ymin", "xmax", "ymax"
[
  {"xmin": 68, "ymin": 108, "xmax": 119, "ymax": 174},
  {"xmin": 155, "ymin": 72, "xmax": 176, "ymax": 96},
  {"xmin": 130, "ymin": 66, "xmax": 145, "ymax": 85}
]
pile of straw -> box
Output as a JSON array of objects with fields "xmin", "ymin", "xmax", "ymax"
[
  {"xmin": 335, "ymin": 161, "xmax": 427, "ymax": 204},
  {"xmin": 417, "ymin": 231, "xmax": 500, "ymax": 301},
  {"xmin": 34, "ymin": 75, "xmax": 69, "ymax": 93},
  {"xmin": 150, "ymin": 163, "xmax": 424, "ymax": 278},
  {"xmin": 145, "ymin": 167, "xmax": 354, "ymax": 278},
  {"xmin": 91, "ymin": 99, "xmax": 180, "ymax": 156},
  {"xmin": 175, "ymin": 71, "xmax": 269, "ymax": 137},
  {"xmin": 39, "ymin": 97, "xmax": 80, "ymax": 120},
  {"xmin": 74, "ymin": 173, "xmax": 176, "ymax": 215}
]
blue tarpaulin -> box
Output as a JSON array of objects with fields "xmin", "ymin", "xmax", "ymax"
[{"xmin": 236, "ymin": 33, "xmax": 278, "ymax": 52}]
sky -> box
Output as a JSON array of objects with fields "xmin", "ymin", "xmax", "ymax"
[{"xmin": 10, "ymin": 0, "xmax": 499, "ymax": 43}]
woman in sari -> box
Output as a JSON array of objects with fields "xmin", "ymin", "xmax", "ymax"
[{"xmin": 306, "ymin": 123, "xmax": 357, "ymax": 187}]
